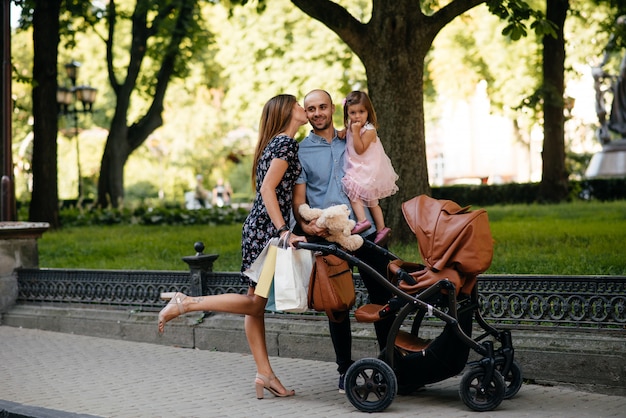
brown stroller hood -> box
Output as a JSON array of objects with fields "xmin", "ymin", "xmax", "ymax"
[{"xmin": 399, "ymin": 195, "xmax": 493, "ymax": 294}]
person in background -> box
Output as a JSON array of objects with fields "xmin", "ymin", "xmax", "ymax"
[
  {"xmin": 158, "ymin": 94, "xmax": 307, "ymax": 399},
  {"xmin": 292, "ymin": 89, "xmax": 394, "ymax": 393},
  {"xmin": 194, "ymin": 174, "xmax": 210, "ymax": 207},
  {"xmin": 212, "ymin": 178, "xmax": 233, "ymax": 207}
]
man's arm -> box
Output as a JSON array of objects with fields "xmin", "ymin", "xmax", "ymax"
[{"xmin": 292, "ymin": 182, "xmax": 326, "ymax": 237}]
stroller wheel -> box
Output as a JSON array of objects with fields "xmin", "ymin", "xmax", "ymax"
[
  {"xmin": 344, "ymin": 358, "xmax": 397, "ymax": 412},
  {"xmin": 459, "ymin": 365, "xmax": 506, "ymax": 412},
  {"xmin": 496, "ymin": 359, "xmax": 523, "ymax": 399}
]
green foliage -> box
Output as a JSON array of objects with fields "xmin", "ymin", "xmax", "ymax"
[
  {"xmin": 428, "ymin": 5, "xmax": 541, "ymax": 115},
  {"xmin": 580, "ymin": 177, "xmax": 626, "ymax": 201},
  {"xmin": 566, "ymin": 151, "xmax": 593, "ymax": 179},
  {"xmin": 38, "ymin": 201, "xmax": 626, "ymax": 275},
  {"xmin": 57, "ymin": 205, "xmax": 249, "ymax": 227},
  {"xmin": 432, "ymin": 183, "xmax": 541, "ymax": 206},
  {"xmin": 486, "ymin": 0, "xmax": 557, "ymax": 40},
  {"xmin": 125, "ymin": 181, "xmax": 160, "ymax": 202},
  {"xmin": 211, "ymin": 0, "xmax": 365, "ymax": 128}
]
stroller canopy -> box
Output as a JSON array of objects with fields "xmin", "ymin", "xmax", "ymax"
[{"xmin": 402, "ymin": 195, "xmax": 493, "ymax": 277}]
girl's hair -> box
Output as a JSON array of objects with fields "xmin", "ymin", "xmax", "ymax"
[
  {"xmin": 343, "ymin": 90, "xmax": 378, "ymax": 129},
  {"xmin": 251, "ymin": 94, "xmax": 297, "ymax": 188}
]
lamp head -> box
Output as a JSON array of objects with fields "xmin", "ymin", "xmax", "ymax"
[{"xmin": 64, "ymin": 61, "xmax": 81, "ymax": 84}]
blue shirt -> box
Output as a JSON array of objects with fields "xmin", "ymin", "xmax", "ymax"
[{"xmin": 297, "ymin": 129, "xmax": 375, "ymax": 236}]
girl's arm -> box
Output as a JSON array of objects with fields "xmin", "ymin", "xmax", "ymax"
[
  {"xmin": 351, "ymin": 124, "xmax": 377, "ymax": 154},
  {"xmin": 260, "ymin": 158, "xmax": 290, "ymax": 239}
]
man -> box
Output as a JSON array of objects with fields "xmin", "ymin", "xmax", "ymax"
[{"xmin": 292, "ymin": 89, "xmax": 394, "ymax": 393}]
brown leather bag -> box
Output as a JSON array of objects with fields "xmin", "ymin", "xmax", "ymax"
[{"xmin": 307, "ymin": 253, "xmax": 355, "ymax": 322}]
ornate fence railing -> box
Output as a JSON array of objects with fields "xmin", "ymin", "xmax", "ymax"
[
  {"xmin": 16, "ymin": 268, "xmax": 626, "ymax": 332},
  {"xmin": 478, "ymin": 274, "xmax": 625, "ymax": 330}
]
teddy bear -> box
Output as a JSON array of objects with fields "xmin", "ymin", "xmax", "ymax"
[{"xmin": 298, "ymin": 203, "xmax": 364, "ymax": 251}]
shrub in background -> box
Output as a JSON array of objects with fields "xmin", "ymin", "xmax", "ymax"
[{"xmin": 432, "ymin": 177, "xmax": 626, "ymax": 207}]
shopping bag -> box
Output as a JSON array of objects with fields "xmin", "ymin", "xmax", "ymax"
[
  {"xmin": 265, "ymin": 281, "xmax": 277, "ymax": 312},
  {"xmin": 274, "ymin": 245, "xmax": 314, "ymax": 313},
  {"xmin": 244, "ymin": 238, "xmax": 280, "ymax": 285},
  {"xmin": 251, "ymin": 240, "xmax": 279, "ymax": 298}
]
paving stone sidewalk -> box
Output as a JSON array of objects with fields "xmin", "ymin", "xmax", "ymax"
[{"xmin": 0, "ymin": 326, "xmax": 624, "ymax": 418}]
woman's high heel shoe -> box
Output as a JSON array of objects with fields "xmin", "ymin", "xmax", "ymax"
[
  {"xmin": 255, "ymin": 373, "xmax": 295, "ymax": 399},
  {"xmin": 157, "ymin": 292, "xmax": 187, "ymax": 334}
]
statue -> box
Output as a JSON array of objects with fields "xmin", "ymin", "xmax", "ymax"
[
  {"xmin": 587, "ymin": 16, "xmax": 626, "ymax": 179},
  {"xmin": 592, "ymin": 16, "xmax": 626, "ymax": 144}
]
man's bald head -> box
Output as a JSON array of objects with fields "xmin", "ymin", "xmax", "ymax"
[{"xmin": 304, "ymin": 89, "xmax": 333, "ymax": 106}]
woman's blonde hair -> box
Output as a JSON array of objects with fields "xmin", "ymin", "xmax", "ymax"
[
  {"xmin": 251, "ymin": 94, "xmax": 297, "ymax": 188},
  {"xmin": 343, "ymin": 90, "xmax": 378, "ymax": 129}
]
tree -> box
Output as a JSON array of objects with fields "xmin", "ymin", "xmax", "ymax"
[
  {"xmin": 283, "ymin": 0, "xmax": 552, "ymax": 242},
  {"xmin": 538, "ymin": 0, "xmax": 569, "ymax": 202},
  {"xmin": 29, "ymin": 0, "xmax": 62, "ymax": 228},
  {"xmin": 96, "ymin": 0, "xmax": 211, "ymax": 207}
]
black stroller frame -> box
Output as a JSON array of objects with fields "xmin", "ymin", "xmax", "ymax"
[{"xmin": 299, "ymin": 235, "xmax": 521, "ymax": 412}]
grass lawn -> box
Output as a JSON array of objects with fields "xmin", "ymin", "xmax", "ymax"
[{"xmin": 38, "ymin": 200, "xmax": 626, "ymax": 275}]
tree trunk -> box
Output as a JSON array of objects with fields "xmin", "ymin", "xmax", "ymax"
[
  {"xmin": 364, "ymin": 43, "xmax": 432, "ymax": 243},
  {"xmin": 97, "ymin": 113, "xmax": 130, "ymax": 207},
  {"xmin": 538, "ymin": 0, "xmax": 569, "ymax": 203},
  {"xmin": 96, "ymin": 0, "xmax": 194, "ymax": 208},
  {"xmin": 29, "ymin": 0, "xmax": 61, "ymax": 228}
]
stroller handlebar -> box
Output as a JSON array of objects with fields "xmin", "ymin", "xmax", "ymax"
[
  {"xmin": 295, "ymin": 239, "xmax": 400, "ymax": 261},
  {"xmin": 295, "ymin": 241, "xmax": 344, "ymax": 255}
]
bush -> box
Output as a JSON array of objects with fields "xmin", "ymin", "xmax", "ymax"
[
  {"xmin": 432, "ymin": 177, "xmax": 626, "ymax": 207},
  {"xmin": 57, "ymin": 205, "xmax": 250, "ymax": 227},
  {"xmin": 577, "ymin": 178, "xmax": 626, "ymax": 201},
  {"xmin": 20, "ymin": 178, "xmax": 626, "ymax": 227}
]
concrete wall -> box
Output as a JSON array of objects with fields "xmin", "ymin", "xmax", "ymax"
[{"xmin": 0, "ymin": 222, "xmax": 48, "ymax": 314}]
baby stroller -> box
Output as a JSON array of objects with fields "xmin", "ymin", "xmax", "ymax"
[{"xmin": 299, "ymin": 194, "xmax": 522, "ymax": 412}]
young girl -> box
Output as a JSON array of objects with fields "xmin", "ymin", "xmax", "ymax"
[{"xmin": 342, "ymin": 90, "xmax": 398, "ymax": 245}]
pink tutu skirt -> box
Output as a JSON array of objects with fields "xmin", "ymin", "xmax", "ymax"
[{"xmin": 342, "ymin": 128, "xmax": 398, "ymax": 207}]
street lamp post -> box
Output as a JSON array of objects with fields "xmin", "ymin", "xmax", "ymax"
[{"xmin": 57, "ymin": 61, "xmax": 97, "ymax": 203}]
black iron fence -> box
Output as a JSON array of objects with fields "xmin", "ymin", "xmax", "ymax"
[{"xmin": 16, "ymin": 267, "xmax": 626, "ymax": 332}]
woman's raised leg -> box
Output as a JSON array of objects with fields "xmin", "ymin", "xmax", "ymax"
[{"xmin": 158, "ymin": 289, "xmax": 266, "ymax": 333}]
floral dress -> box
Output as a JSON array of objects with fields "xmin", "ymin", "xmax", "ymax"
[{"xmin": 241, "ymin": 134, "xmax": 301, "ymax": 276}]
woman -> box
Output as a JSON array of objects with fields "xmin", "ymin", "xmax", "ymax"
[{"xmin": 158, "ymin": 94, "xmax": 308, "ymax": 399}]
